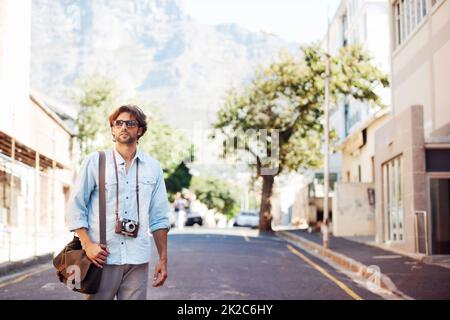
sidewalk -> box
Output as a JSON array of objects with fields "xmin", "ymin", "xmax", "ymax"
[
  {"xmin": 277, "ymin": 229, "xmax": 450, "ymax": 300},
  {"xmin": 0, "ymin": 253, "xmax": 53, "ymax": 278}
]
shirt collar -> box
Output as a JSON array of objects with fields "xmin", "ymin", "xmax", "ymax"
[
  {"xmin": 136, "ymin": 148, "xmax": 146, "ymax": 163},
  {"xmin": 113, "ymin": 148, "xmax": 145, "ymax": 165}
]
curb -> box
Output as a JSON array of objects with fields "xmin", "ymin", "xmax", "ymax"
[
  {"xmin": 348, "ymin": 238, "xmax": 427, "ymax": 262},
  {"xmin": 276, "ymin": 230, "xmax": 411, "ymax": 299},
  {"xmin": 0, "ymin": 253, "xmax": 54, "ymax": 278}
]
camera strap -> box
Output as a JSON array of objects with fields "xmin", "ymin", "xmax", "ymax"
[
  {"xmin": 98, "ymin": 151, "xmax": 107, "ymax": 245},
  {"xmin": 112, "ymin": 150, "xmax": 140, "ymax": 223}
]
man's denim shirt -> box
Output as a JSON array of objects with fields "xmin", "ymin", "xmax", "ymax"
[{"xmin": 66, "ymin": 148, "xmax": 171, "ymax": 265}]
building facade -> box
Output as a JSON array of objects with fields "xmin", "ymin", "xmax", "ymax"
[
  {"xmin": 374, "ymin": 0, "xmax": 450, "ymax": 255},
  {"xmin": 0, "ymin": 0, "xmax": 75, "ymax": 263},
  {"xmin": 318, "ymin": 0, "xmax": 392, "ymax": 236},
  {"xmin": 329, "ymin": 0, "xmax": 391, "ymax": 183},
  {"xmin": 287, "ymin": 1, "xmax": 392, "ymax": 230}
]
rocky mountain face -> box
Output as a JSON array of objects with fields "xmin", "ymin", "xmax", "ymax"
[{"xmin": 31, "ymin": 0, "xmax": 295, "ymax": 130}]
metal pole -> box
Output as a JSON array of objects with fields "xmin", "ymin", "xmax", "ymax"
[
  {"xmin": 424, "ymin": 211, "xmax": 430, "ymax": 256},
  {"xmin": 9, "ymin": 99, "xmax": 17, "ymax": 261},
  {"xmin": 323, "ymin": 15, "xmax": 331, "ymax": 250},
  {"xmin": 9, "ymin": 138, "xmax": 15, "ymax": 261},
  {"xmin": 35, "ymin": 152, "xmax": 39, "ymax": 256},
  {"xmin": 414, "ymin": 211, "xmax": 419, "ymax": 253}
]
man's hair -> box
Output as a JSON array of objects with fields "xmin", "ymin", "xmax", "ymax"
[{"xmin": 109, "ymin": 105, "xmax": 148, "ymax": 139}]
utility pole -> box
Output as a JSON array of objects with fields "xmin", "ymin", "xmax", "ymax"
[{"xmin": 323, "ymin": 13, "xmax": 331, "ymax": 250}]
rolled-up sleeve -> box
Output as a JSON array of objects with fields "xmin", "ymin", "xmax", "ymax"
[
  {"xmin": 66, "ymin": 153, "xmax": 97, "ymax": 232},
  {"xmin": 149, "ymin": 165, "xmax": 171, "ymax": 233}
]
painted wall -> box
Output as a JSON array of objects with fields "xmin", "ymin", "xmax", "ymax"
[{"xmin": 332, "ymin": 182, "xmax": 375, "ymax": 236}]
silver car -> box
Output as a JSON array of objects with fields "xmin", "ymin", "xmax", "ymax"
[{"xmin": 233, "ymin": 211, "xmax": 259, "ymax": 228}]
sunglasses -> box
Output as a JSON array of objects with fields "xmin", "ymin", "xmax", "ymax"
[{"xmin": 113, "ymin": 120, "xmax": 139, "ymax": 128}]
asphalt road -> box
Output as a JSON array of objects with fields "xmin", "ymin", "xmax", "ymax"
[{"xmin": 0, "ymin": 227, "xmax": 382, "ymax": 300}]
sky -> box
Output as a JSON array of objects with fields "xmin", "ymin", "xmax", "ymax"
[{"xmin": 183, "ymin": 0, "xmax": 342, "ymax": 43}]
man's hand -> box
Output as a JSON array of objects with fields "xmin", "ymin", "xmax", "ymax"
[
  {"xmin": 152, "ymin": 258, "xmax": 168, "ymax": 287},
  {"xmin": 76, "ymin": 227, "xmax": 109, "ymax": 269},
  {"xmin": 85, "ymin": 242, "xmax": 109, "ymax": 268}
]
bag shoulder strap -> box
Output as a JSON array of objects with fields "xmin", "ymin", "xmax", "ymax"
[{"xmin": 98, "ymin": 151, "xmax": 106, "ymax": 245}]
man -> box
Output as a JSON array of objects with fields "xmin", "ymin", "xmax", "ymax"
[
  {"xmin": 173, "ymin": 192, "xmax": 187, "ymax": 229},
  {"xmin": 67, "ymin": 105, "xmax": 170, "ymax": 300}
]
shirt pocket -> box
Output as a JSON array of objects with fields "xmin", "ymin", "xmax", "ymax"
[
  {"xmin": 104, "ymin": 174, "xmax": 118, "ymax": 203},
  {"xmin": 138, "ymin": 175, "xmax": 157, "ymax": 199}
]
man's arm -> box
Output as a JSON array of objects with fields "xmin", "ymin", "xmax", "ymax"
[
  {"xmin": 151, "ymin": 228, "xmax": 168, "ymax": 287},
  {"xmin": 66, "ymin": 153, "xmax": 109, "ymax": 268},
  {"xmin": 148, "ymin": 165, "xmax": 171, "ymax": 287},
  {"xmin": 152, "ymin": 228, "xmax": 168, "ymax": 261}
]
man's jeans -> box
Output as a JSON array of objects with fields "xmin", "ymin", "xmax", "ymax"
[{"xmin": 84, "ymin": 263, "xmax": 149, "ymax": 300}]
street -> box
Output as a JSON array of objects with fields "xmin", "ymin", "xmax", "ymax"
[{"xmin": 0, "ymin": 228, "xmax": 382, "ymax": 300}]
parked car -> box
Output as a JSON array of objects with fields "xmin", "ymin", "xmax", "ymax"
[
  {"xmin": 185, "ymin": 211, "xmax": 203, "ymax": 226},
  {"xmin": 233, "ymin": 211, "xmax": 259, "ymax": 228}
]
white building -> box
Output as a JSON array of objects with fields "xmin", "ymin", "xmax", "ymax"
[
  {"xmin": 321, "ymin": 0, "xmax": 393, "ymax": 236},
  {"xmin": 374, "ymin": 0, "xmax": 450, "ymax": 255},
  {"xmin": 0, "ymin": 0, "xmax": 76, "ymax": 263},
  {"xmin": 326, "ymin": 0, "xmax": 391, "ymax": 161}
]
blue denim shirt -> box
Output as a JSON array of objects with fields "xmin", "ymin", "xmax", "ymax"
[{"xmin": 66, "ymin": 148, "xmax": 171, "ymax": 265}]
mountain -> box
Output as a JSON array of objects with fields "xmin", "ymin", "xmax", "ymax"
[{"xmin": 31, "ymin": 0, "xmax": 296, "ymax": 131}]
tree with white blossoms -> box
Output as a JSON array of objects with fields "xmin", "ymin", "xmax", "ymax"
[{"xmin": 213, "ymin": 44, "xmax": 389, "ymax": 232}]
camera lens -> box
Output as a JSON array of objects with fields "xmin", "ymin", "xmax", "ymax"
[{"xmin": 127, "ymin": 223, "xmax": 135, "ymax": 231}]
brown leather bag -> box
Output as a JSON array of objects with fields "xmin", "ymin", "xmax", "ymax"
[{"xmin": 53, "ymin": 151, "xmax": 107, "ymax": 294}]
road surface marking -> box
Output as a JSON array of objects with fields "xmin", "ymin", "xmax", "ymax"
[
  {"xmin": 287, "ymin": 244, "xmax": 363, "ymax": 300},
  {"xmin": 240, "ymin": 231, "xmax": 250, "ymax": 242}
]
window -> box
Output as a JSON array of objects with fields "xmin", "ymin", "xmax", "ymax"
[
  {"xmin": 395, "ymin": 2, "xmax": 402, "ymax": 45},
  {"xmin": 347, "ymin": 0, "xmax": 362, "ymax": 21},
  {"xmin": 344, "ymin": 102, "xmax": 350, "ymax": 137},
  {"xmin": 383, "ymin": 156, "xmax": 404, "ymax": 241},
  {"xmin": 0, "ymin": 167, "xmax": 21, "ymax": 227},
  {"xmin": 416, "ymin": 0, "xmax": 423, "ymax": 25},
  {"xmin": 349, "ymin": 109, "xmax": 361, "ymax": 130},
  {"xmin": 394, "ymin": 0, "xmax": 429, "ymax": 46},
  {"xmin": 342, "ymin": 14, "xmax": 348, "ymax": 47}
]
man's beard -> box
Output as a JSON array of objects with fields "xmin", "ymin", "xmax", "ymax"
[{"xmin": 116, "ymin": 132, "xmax": 137, "ymax": 144}]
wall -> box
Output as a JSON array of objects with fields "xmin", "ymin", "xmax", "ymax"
[
  {"xmin": 332, "ymin": 182, "xmax": 375, "ymax": 236},
  {"xmin": 30, "ymin": 98, "xmax": 73, "ymax": 168},
  {"xmin": 342, "ymin": 110, "xmax": 390, "ymax": 183},
  {"xmin": 390, "ymin": 0, "xmax": 450, "ymax": 138},
  {"xmin": 291, "ymin": 184, "xmax": 317, "ymax": 226},
  {"xmin": 374, "ymin": 105, "xmax": 426, "ymax": 253},
  {"xmin": 0, "ymin": 0, "xmax": 74, "ymax": 263}
]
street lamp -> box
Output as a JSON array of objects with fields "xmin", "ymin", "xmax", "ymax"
[{"xmin": 323, "ymin": 15, "xmax": 331, "ymax": 250}]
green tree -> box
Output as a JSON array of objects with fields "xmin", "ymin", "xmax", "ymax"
[
  {"xmin": 213, "ymin": 44, "xmax": 389, "ymax": 232},
  {"xmin": 72, "ymin": 73, "xmax": 118, "ymax": 159},
  {"xmin": 189, "ymin": 176, "xmax": 240, "ymax": 220},
  {"xmin": 165, "ymin": 161, "xmax": 192, "ymax": 200},
  {"xmin": 134, "ymin": 102, "xmax": 190, "ymax": 176}
]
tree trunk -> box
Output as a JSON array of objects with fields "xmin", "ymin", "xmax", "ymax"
[{"xmin": 259, "ymin": 174, "xmax": 274, "ymax": 232}]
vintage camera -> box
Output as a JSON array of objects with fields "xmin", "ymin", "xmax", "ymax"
[{"xmin": 115, "ymin": 218, "xmax": 139, "ymax": 238}]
